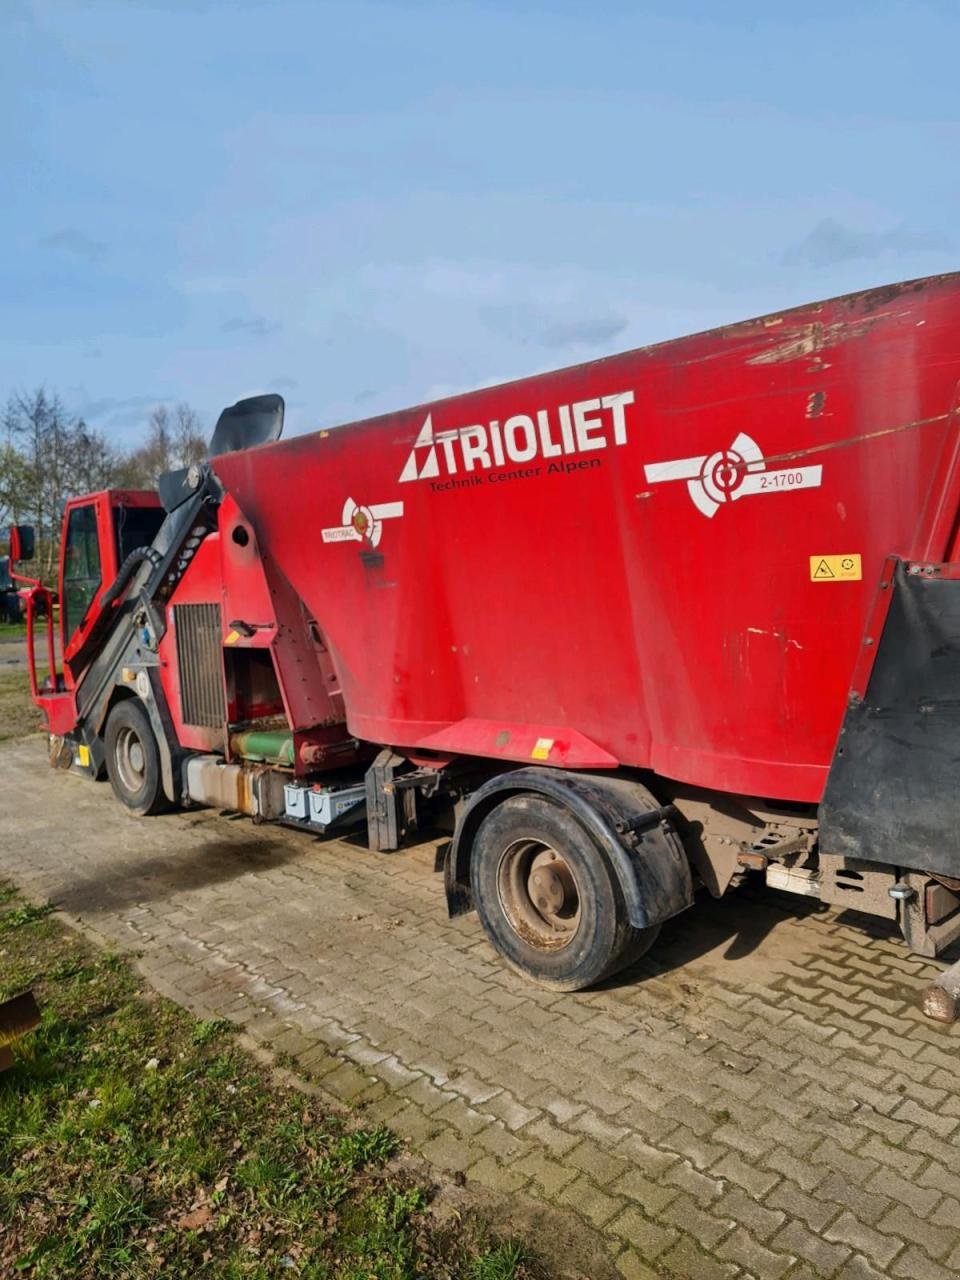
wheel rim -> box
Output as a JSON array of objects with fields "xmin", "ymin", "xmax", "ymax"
[
  {"xmin": 496, "ymin": 838, "xmax": 582, "ymax": 952},
  {"xmin": 115, "ymin": 725, "xmax": 147, "ymax": 795}
]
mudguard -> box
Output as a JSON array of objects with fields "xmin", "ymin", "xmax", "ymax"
[
  {"xmin": 445, "ymin": 767, "xmax": 694, "ymax": 929},
  {"xmin": 821, "ymin": 562, "xmax": 960, "ymax": 879}
]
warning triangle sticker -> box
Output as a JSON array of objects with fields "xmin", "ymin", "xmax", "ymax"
[{"xmin": 813, "ymin": 558, "xmax": 835, "ymax": 579}]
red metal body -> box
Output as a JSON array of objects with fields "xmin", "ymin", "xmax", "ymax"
[
  {"xmin": 25, "ymin": 275, "xmax": 960, "ymax": 812},
  {"xmin": 186, "ymin": 274, "xmax": 960, "ymax": 805}
]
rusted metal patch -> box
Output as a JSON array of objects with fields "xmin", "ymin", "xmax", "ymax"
[
  {"xmin": 806, "ymin": 390, "xmax": 827, "ymax": 418},
  {"xmin": 747, "ymin": 317, "xmax": 886, "ymax": 366}
]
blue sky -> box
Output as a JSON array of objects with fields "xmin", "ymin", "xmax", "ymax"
[{"xmin": 2, "ymin": 0, "xmax": 958, "ymax": 447}]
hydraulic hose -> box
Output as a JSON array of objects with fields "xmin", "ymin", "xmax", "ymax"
[{"xmin": 100, "ymin": 546, "xmax": 161, "ymax": 609}]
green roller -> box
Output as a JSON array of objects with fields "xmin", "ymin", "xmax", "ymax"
[{"xmin": 229, "ymin": 730, "xmax": 295, "ymax": 766}]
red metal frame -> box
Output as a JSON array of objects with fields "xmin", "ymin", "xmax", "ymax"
[{"xmin": 9, "ymin": 574, "xmax": 56, "ymax": 702}]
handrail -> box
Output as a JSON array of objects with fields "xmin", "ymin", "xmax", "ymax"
[
  {"xmin": 9, "ymin": 565, "xmax": 57, "ymax": 702},
  {"xmin": 22, "ymin": 586, "xmax": 56, "ymax": 700}
]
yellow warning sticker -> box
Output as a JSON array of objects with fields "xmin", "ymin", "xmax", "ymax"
[
  {"xmin": 77, "ymin": 744, "xmax": 90, "ymax": 768},
  {"xmin": 225, "ymin": 629, "xmax": 241, "ymax": 645},
  {"xmin": 531, "ymin": 737, "xmax": 555, "ymax": 761},
  {"xmin": 810, "ymin": 554, "xmax": 862, "ymax": 582}
]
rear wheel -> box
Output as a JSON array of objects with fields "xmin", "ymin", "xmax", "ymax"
[
  {"xmin": 104, "ymin": 700, "xmax": 169, "ymax": 816},
  {"xmin": 470, "ymin": 794, "xmax": 660, "ymax": 990}
]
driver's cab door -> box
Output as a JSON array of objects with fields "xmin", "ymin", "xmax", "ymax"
[
  {"xmin": 59, "ymin": 495, "xmax": 119, "ymax": 674},
  {"xmin": 58, "ymin": 490, "xmax": 165, "ymax": 685}
]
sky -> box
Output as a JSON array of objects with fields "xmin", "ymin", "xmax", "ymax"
[{"xmin": 2, "ymin": 0, "xmax": 959, "ymax": 448}]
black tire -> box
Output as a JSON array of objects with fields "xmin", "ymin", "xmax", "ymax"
[
  {"xmin": 470, "ymin": 793, "xmax": 660, "ymax": 990},
  {"xmin": 104, "ymin": 699, "xmax": 170, "ymax": 816}
]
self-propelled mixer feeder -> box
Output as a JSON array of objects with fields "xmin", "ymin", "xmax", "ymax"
[{"xmin": 12, "ymin": 272, "xmax": 960, "ymax": 990}]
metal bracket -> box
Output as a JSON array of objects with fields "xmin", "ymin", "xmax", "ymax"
[{"xmin": 365, "ymin": 750, "xmax": 419, "ymax": 851}]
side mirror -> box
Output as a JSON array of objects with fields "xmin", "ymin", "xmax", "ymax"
[
  {"xmin": 8, "ymin": 525, "xmax": 35, "ymax": 563},
  {"xmin": 209, "ymin": 394, "xmax": 285, "ymax": 458}
]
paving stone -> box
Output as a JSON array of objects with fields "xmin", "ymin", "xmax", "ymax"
[
  {"xmin": 566, "ymin": 1139, "xmax": 630, "ymax": 1186},
  {"xmin": 321, "ymin": 1061, "xmax": 372, "ymax": 1101},
  {"xmin": 557, "ymin": 1175, "xmax": 625, "ymax": 1228},
  {"xmin": 892, "ymin": 1097, "xmax": 959, "ymax": 1140},
  {"xmin": 662, "ymin": 1159, "xmax": 724, "ymax": 1202},
  {"xmin": 765, "ymin": 1145, "xmax": 828, "ymax": 1193},
  {"xmin": 772, "ymin": 1220, "xmax": 851, "ymax": 1276},
  {"xmin": 712, "ymin": 1151, "xmax": 780, "ymax": 1198},
  {"xmin": 866, "ymin": 1168, "xmax": 942, "ymax": 1218},
  {"xmin": 607, "ymin": 1208, "xmax": 678, "ymax": 1259},
  {"xmin": 659, "ymin": 1236, "xmax": 739, "ymax": 1280},
  {"xmin": 659, "ymin": 1192, "xmax": 733, "ymax": 1248},
  {"xmin": 841, "ymin": 1254, "xmax": 899, "ymax": 1280},
  {"xmin": 614, "ymin": 1248, "xmax": 662, "ymax": 1280},
  {"xmin": 481, "ymin": 1091, "xmax": 539, "ymax": 1131},
  {"xmin": 513, "ymin": 1150, "xmax": 579, "ymax": 1197},
  {"xmin": 472, "ymin": 1121, "xmax": 527, "ymax": 1163},
  {"xmin": 825, "ymin": 1211, "xmax": 903, "ymax": 1269},
  {"xmin": 816, "ymin": 1171, "xmax": 893, "ymax": 1227},
  {"xmin": 891, "ymin": 1245, "xmax": 958, "ymax": 1280},
  {"xmin": 860, "ymin": 1136, "xmax": 926, "ymax": 1179},
  {"xmin": 813, "ymin": 1137, "xmax": 880, "ymax": 1184},
  {"xmin": 919, "ymin": 1163, "xmax": 960, "ymax": 1204},
  {"xmin": 882, "ymin": 1203, "xmax": 956, "ymax": 1261},
  {"xmin": 419, "ymin": 1131, "xmax": 483, "ymax": 1173},
  {"xmin": 613, "ymin": 1132, "xmax": 680, "ymax": 1176},
  {"xmin": 434, "ymin": 1096, "xmax": 492, "ymax": 1137},
  {"xmin": 465, "ymin": 1155, "xmax": 529, "ymax": 1194},
  {"xmin": 718, "ymin": 1186, "xmax": 786, "ymax": 1240},
  {"xmin": 610, "ymin": 1168, "xmax": 679, "ymax": 1216},
  {"xmin": 717, "ymin": 1226, "xmax": 793, "ymax": 1280}
]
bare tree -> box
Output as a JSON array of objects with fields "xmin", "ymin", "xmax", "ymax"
[
  {"xmin": 174, "ymin": 402, "xmax": 207, "ymax": 467},
  {"xmin": 1, "ymin": 390, "xmax": 208, "ymax": 577},
  {"xmin": 0, "ymin": 441, "xmax": 30, "ymax": 531},
  {"xmin": 4, "ymin": 388, "xmax": 56, "ymax": 539},
  {"xmin": 3, "ymin": 389, "xmax": 124, "ymax": 574},
  {"xmin": 119, "ymin": 402, "xmax": 207, "ymax": 487}
]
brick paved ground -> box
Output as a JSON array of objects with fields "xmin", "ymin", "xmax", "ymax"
[{"xmin": 2, "ymin": 734, "xmax": 959, "ymax": 1280}]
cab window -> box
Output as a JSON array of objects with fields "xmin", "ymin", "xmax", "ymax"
[
  {"xmin": 63, "ymin": 504, "xmax": 102, "ymax": 640},
  {"xmin": 115, "ymin": 504, "xmax": 164, "ymax": 563}
]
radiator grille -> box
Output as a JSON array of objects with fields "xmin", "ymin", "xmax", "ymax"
[{"xmin": 174, "ymin": 603, "xmax": 226, "ymax": 727}]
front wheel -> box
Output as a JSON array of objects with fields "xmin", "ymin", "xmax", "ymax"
[
  {"xmin": 470, "ymin": 794, "xmax": 660, "ymax": 990},
  {"xmin": 104, "ymin": 700, "xmax": 170, "ymax": 816}
]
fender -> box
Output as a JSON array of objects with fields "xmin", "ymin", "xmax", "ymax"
[
  {"xmin": 76, "ymin": 664, "xmax": 183, "ymax": 804},
  {"xmin": 444, "ymin": 767, "xmax": 694, "ymax": 929}
]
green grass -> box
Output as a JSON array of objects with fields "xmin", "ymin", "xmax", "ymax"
[
  {"xmin": 464, "ymin": 1243, "xmax": 531, "ymax": 1280},
  {"xmin": 0, "ymin": 671, "xmax": 44, "ymax": 742},
  {"xmin": 0, "ymin": 885, "xmax": 536, "ymax": 1280},
  {"xmin": 0, "ymin": 613, "xmax": 55, "ymax": 639}
]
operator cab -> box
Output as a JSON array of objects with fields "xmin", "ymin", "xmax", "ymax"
[
  {"xmin": 60, "ymin": 491, "xmax": 164, "ymax": 662},
  {"xmin": 6, "ymin": 491, "xmax": 163, "ymax": 729},
  {"xmin": 7, "ymin": 393, "xmax": 283, "ymax": 735}
]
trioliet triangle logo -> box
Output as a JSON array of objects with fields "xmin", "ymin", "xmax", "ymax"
[{"xmin": 397, "ymin": 392, "xmax": 636, "ymax": 484}]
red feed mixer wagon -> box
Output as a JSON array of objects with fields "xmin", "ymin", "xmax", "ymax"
[{"xmin": 11, "ymin": 272, "xmax": 960, "ymax": 989}]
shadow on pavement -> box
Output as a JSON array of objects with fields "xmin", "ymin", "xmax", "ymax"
[{"xmin": 40, "ymin": 835, "xmax": 306, "ymax": 916}]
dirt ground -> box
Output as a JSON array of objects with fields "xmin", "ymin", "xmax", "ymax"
[{"xmin": 1, "ymin": 731, "xmax": 960, "ymax": 1280}]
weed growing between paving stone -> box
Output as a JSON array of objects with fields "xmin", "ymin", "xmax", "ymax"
[{"xmin": 0, "ymin": 883, "xmax": 536, "ymax": 1279}]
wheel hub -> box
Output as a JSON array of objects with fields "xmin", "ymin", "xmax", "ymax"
[
  {"xmin": 497, "ymin": 838, "xmax": 582, "ymax": 952},
  {"xmin": 528, "ymin": 851, "xmax": 576, "ymax": 920},
  {"xmin": 115, "ymin": 724, "xmax": 147, "ymax": 794}
]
